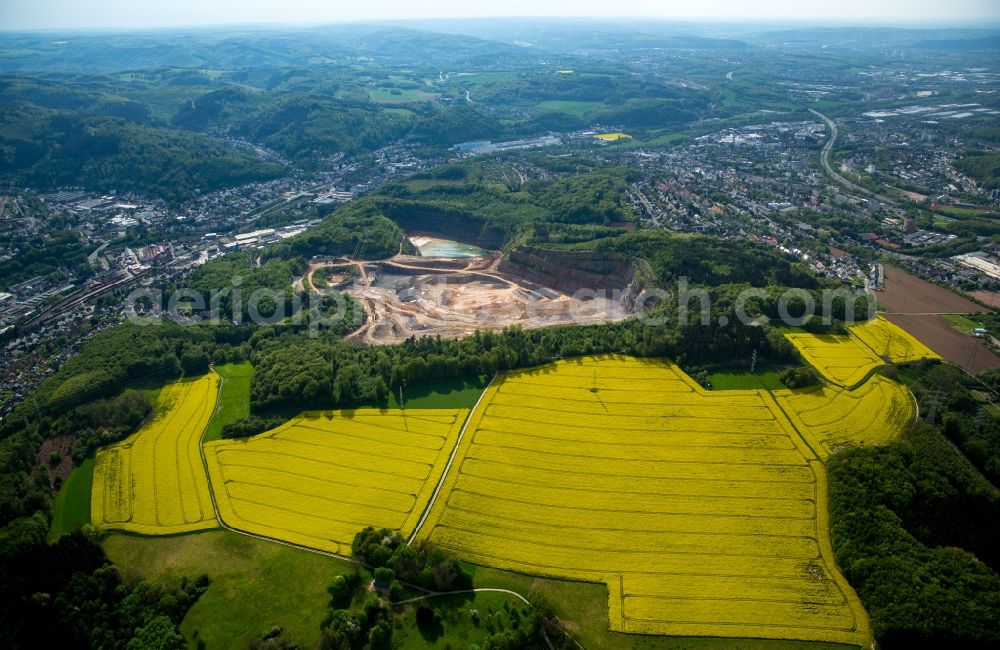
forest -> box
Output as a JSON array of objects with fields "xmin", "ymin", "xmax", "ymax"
[
  {"xmin": 829, "ymin": 363, "xmax": 1000, "ymax": 646},
  {"xmin": 2, "ymin": 531, "xmax": 210, "ymax": 648},
  {"xmin": 317, "ymin": 526, "xmax": 565, "ymax": 650},
  {"xmin": 0, "ymin": 107, "xmax": 285, "ymax": 203},
  {"xmin": 268, "ymin": 161, "xmax": 642, "ymax": 257},
  {"xmin": 957, "ymin": 152, "xmax": 1000, "ymax": 190},
  {"xmin": 264, "ymin": 210, "xmax": 408, "ymax": 261}
]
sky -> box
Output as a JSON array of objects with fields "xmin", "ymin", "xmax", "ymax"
[{"xmin": 1, "ymin": 0, "xmax": 997, "ymax": 30}]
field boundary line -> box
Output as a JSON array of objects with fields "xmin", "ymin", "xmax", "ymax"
[
  {"xmin": 190, "ymin": 370, "xmax": 564, "ymax": 650},
  {"xmin": 209, "ymin": 364, "xmax": 227, "ymax": 425},
  {"xmin": 408, "ymin": 373, "xmax": 497, "ymax": 544},
  {"xmin": 834, "ymin": 364, "xmax": 884, "ymax": 392},
  {"xmin": 762, "ymin": 388, "xmax": 822, "ymax": 462},
  {"xmin": 810, "ymin": 460, "xmax": 872, "ymax": 645},
  {"xmin": 197, "ymin": 368, "xmax": 362, "ymax": 561},
  {"xmin": 198, "ymin": 368, "xmax": 228, "ymax": 530},
  {"xmin": 906, "ymin": 384, "xmax": 920, "ymax": 425}
]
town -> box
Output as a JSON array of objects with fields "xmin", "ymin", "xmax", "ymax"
[{"xmin": 4, "ymin": 90, "xmax": 1000, "ymax": 415}]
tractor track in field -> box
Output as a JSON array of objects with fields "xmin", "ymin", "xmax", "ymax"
[{"xmin": 407, "ymin": 373, "xmax": 497, "ymax": 544}]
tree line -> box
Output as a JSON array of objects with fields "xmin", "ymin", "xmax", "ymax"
[
  {"xmin": 828, "ymin": 361, "xmax": 1000, "ymax": 646},
  {"xmin": 317, "ymin": 526, "xmax": 569, "ymax": 650},
  {"xmin": 1, "ymin": 532, "xmax": 209, "ymax": 648}
]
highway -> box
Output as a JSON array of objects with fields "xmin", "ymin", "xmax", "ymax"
[{"xmin": 809, "ymin": 108, "xmax": 899, "ymax": 208}]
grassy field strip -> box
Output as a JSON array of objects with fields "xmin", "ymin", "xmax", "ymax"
[
  {"xmin": 204, "ymin": 409, "xmax": 467, "ymax": 555},
  {"xmin": 535, "ymin": 99, "xmax": 605, "ymax": 116},
  {"xmin": 203, "ymin": 362, "xmax": 252, "ymax": 442},
  {"xmin": 48, "ymin": 457, "xmax": 95, "ymax": 541},
  {"xmin": 104, "ymin": 530, "xmax": 359, "ymax": 649},
  {"xmin": 91, "ymin": 374, "xmax": 219, "ymax": 534},
  {"xmin": 417, "ymin": 355, "xmax": 874, "ymax": 645}
]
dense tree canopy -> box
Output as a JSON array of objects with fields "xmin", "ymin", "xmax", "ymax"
[
  {"xmin": 956, "ymin": 152, "xmax": 1000, "ymax": 190},
  {"xmin": 2, "ymin": 533, "xmax": 209, "ymax": 648},
  {"xmin": 6, "ymin": 113, "xmax": 284, "ymax": 203},
  {"xmin": 829, "ymin": 425, "xmax": 1000, "ymax": 646}
]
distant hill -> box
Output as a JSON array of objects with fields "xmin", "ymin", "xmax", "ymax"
[
  {"xmin": 0, "ymin": 26, "xmax": 533, "ymax": 72},
  {"xmin": 0, "ymin": 98, "xmax": 283, "ymax": 202},
  {"xmin": 375, "ymin": 18, "xmax": 755, "ymax": 52},
  {"xmin": 912, "ymin": 35, "xmax": 1000, "ymax": 51},
  {"xmin": 752, "ymin": 26, "xmax": 1000, "ymax": 51}
]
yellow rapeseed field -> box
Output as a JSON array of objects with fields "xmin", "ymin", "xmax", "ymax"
[
  {"xmin": 91, "ymin": 374, "xmax": 219, "ymax": 535},
  {"xmin": 785, "ymin": 317, "xmax": 939, "ymax": 386},
  {"xmin": 86, "ymin": 352, "xmax": 921, "ymax": 645},
  {"xmin": 784, "ymin": 331, "xmax": 883, "ymax": 386},
  {"xmin": 776, "ymin": 376, "xmax": 915, "ymax": 458},
  {"xmin": 593, "ymin": 132, "xmax": 633, "ymax": 141},
  {"xmin": 849, "ymin": 316, "xmax": 941, "ymax": 363},
  {"xmin": 417, "ymin": 355, "xmax": 873, "ymax": 646},
  {"xmin": 204, "ymin": 409, "xmax": 466, "ymax": 555}
]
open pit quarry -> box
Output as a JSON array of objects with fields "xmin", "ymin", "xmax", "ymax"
[{"xmin": 302, "ymin": 244, "xmax": 647, "ymax": 345}]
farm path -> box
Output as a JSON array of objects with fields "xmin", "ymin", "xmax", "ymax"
[
  {"xmin": 408, "ymin": 374, "xmax": 497, "ymax": 543},
  {"xmin": 393, "ymin": 587, "xmax": 530, "ymax": 607}
]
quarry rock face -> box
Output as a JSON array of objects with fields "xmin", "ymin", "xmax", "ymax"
[{"xmin": 499, "ymin": 246, "xmax": 635, "ymax": 297}]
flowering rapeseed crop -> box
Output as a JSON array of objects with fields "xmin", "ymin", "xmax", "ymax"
[
  {"xmin": 417, "ymin": 355, "xmax": 872, "ymax": 646},
  {"xmin": 848, "ymin": 316, "xmax": 941, "ymax": 363},
  {"xmin": 91, "ymin": 374, "xmax": 219, "ymax": 534},
  {"xmin": 776, "ymin": 376, "xmax": 914, "ymax": 458},
  {"xmin": 88, "ymin": 354, "xmax": 919, "ymax": 646},
  {"xmin": 204, "ymin": 409, "xmax": 466, "ymax": 555},
  {"xmin": 784, "ymin": 331, "xmax": 883, "ymax": 386}
]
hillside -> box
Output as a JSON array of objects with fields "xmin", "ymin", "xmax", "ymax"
[
  {"xmin": 957, "ymin": 152, "xmax": 1000, "ymax": 190},
  {"xmin": 0, "ymin": 26, "xmax": 535, "ymax": 72},
  {"xmin": 0, "ymin": 96, "xmax": 284, "ymax": 202}
]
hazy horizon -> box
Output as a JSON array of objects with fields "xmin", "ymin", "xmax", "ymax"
[{"xmin": 1, "ymin": 0, "xmax": 998, "ymax": 31}]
